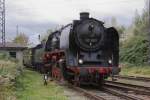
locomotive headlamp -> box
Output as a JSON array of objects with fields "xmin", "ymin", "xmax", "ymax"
[
  {"xmin": 79, "ymin": 59, "xmax": 83, "ymax": 64},
  {"xmin": 108, "ymin": 60, "xmax": 112, "ymax": 64}
]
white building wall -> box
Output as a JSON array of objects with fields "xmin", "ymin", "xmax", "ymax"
[
  {"xmin": 0, "ymin": 50, "xmax": 24, "ymax": 68},
  {"xmin": 16, "ymin": 50, "xmax": 23, "ymax": 66}
]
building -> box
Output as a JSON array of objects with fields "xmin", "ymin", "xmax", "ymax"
[{"xmin": 0, "ymin": 42, "xmax": 27, "ymax": 65}]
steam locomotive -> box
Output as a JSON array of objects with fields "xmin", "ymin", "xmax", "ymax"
[{"xmin": 43, "ymin": 12, "xmax": 120, "ymax": 85}]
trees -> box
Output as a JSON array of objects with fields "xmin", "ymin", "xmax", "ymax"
[
  {"xmin": 40, "ymin": 29, "xmax": 53, "ymax": 44},
  {"xmin": 133, "ymin": 6, "xmax": 149, "ymax": 36},
  {"xmin": 120, "ymin": 1, "xmax": 149, "ymax": 65},
  {"xmin": 111, "ymin": 17, "xmax": 118, "ymax": 27},
  {"xmin": 13, "ymin": 33, "xmax": 29, "ymax": 46},
  {"xmin": 110, "ymin": 17, "xmax": 126, "ymax": 38},
  {"xmin": 120, "ymin": 35, "xmax": 149, "ymax": 65}
]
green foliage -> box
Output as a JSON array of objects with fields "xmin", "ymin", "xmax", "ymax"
[
  {"xmin": 15, "ymin": 70, "xmax": 67, "ymax": 100},
  {"xmin": 0, "ymin": 60, "xmax": 21, "ymax": 100},
  {"xmin": 120, "ymin": 35, "xmax": 149, "ymax": 65},
  {"xmin": 120, "ymin": 1, "xmax": 149, "ymax": 65},
  {"xmin": 133, "ymin": 8, "xmax": 149, "ymax": 35},
  {"xmin": 117, "ymin": 25, "xmax": 126, "ymax": 38},
  {"xmin": 110, "ymin": 17, "xmax": 126, "ymax": 38},
  {"xmin": 13, "ymin": 33, "xmax": 29, "ymax": 46},
  {"xmin": 111, "ymin": 17, "xmax": 118, "ymax": 27},
  {"xmin": 0, "ymin": 51, "xmax": 9, "ymax": 60},
  {"xmin": 41, "ymin": 29, "xmax": 53, "ymax": 42}
]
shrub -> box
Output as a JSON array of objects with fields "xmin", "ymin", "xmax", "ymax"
[
  {"xmin": 0, "ymin": 60, "xmax": 21, "ymax": 100},
  {"xmin": 0, "ymin": 52, "xmax": 10, "ymax": 60},
  {"xmin": 120, "ymin": 35, "xmax": 149, "ymax": 65}
]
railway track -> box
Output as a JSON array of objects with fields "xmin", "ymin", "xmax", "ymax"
[
  {"xmin": 102, "ymin": 87, "xmax": 144, "ymax": 100},
  {"xmin": 114, "ymin": 75, "xmax": 150, "ymax": 82},
  {"xmin": 54, "ymin": 78, "xmax": 149, "ymax": 100},
  {"xmin": 68, "ymin": 85, "xmax": 106, "ymax": 100},
  {"xmin": 105, "ymin": 80, "xmax": 150, "ymax": 96},
  {"xmin": 67, "ymin": 83, "xmax": 145, "ymax": 100}
]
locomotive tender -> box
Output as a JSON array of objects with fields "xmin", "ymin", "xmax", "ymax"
[
  {"xmin": 44, "ymin": 12, "xmax": 120, "ymax": 85},
  {"xmin": 23, "ymin": 44, "xmax": 45, "ymax": 72}
]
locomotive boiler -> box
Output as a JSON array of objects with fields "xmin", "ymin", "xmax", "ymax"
[{"xmin": 44, "ymin": 12, "xmax": 120, "ymax": 85}]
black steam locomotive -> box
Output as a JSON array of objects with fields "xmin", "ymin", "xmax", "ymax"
[{"xmin": 43, "ymin": 12, "xmax": 120, "ymax": 85}]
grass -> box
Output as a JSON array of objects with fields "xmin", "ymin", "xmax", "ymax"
[
  {"xmin": 0, "ymin": 60, "xmax": 20, "ymax": 76},
  {"xmin": 0, "ymin": 60, "xmax": 20, "ymax": 100},
  {"xmin": 15, "ymin": 69, "xmax": 67, "ymax": 100},
  {"xmin": 120, "ymin": 66, "xmax": 150, "ymax": 77},
  {"xmin": 0, "ymin": 59, "xmax": 67, "ymax": 100}
]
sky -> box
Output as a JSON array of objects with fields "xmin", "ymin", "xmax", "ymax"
[{"xmin": 5, "ymin": 0, "xmax": 145, "ymax": 45}]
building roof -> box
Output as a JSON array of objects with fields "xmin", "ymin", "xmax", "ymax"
[{"xmin": 0, "ymin": 42, "xmax": 27, "ymax": 50}]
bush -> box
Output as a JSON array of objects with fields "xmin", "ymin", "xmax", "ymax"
[
  {"xmin": 0, "ymin": 60, "xmax": 22, "ymax": 100},
  {"xmin": 120, "ymin": 35, "xmax": 149, "ymax": 65},
  {"xmin": 0, "ymin": 52, "xmax": 10, "ymax": 60}
]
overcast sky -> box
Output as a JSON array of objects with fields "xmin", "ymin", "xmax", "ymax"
[{"xmin": 5, "ymin": 0, "xmax": 145, "ymax": 44}]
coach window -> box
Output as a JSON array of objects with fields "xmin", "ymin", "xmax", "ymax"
[{"xmin": 9, "ymin": 52, "xmax": 16, "ymax": 58}]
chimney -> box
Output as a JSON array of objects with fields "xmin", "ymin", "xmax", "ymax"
[{"xmin": 80, "ymin": 12, "xmax": 89, "ymax": 20}]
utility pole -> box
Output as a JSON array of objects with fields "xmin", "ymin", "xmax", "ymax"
[
  {"xmin": 148, "ymin": 0, "xmax": 150, "ymax": 27},
  {"xmin": 149, "ymin": 0, "xmax": 150, "ymax": 31},
  {"xmin": 0, "ymin": 0, "xmax": 5, "ymax": 46},
  {"xmin": 16, "ymin": 25, "xmax": 19, "ymax": 35},
  {"xmin": 148, "ymin": 0, "xmax": 150, "ymax": 64}
]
